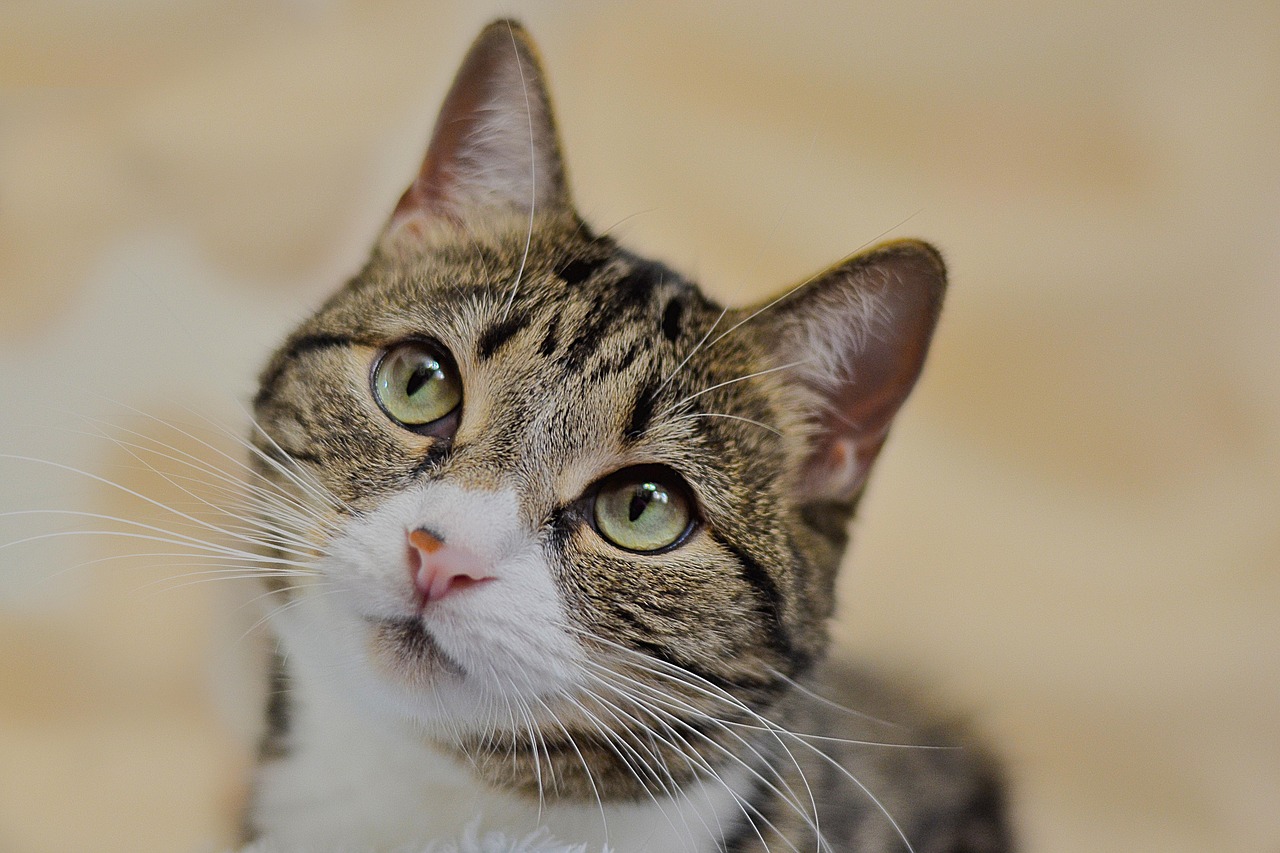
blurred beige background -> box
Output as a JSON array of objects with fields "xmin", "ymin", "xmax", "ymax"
[{"xmin": 2, "ymin": 1, "xmax": 1277, "ymax": 851}]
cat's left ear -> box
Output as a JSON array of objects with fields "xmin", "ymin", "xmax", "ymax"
[
  {"xmin": 766, "ymin": 239, "xmax": 946, "ymax": 503},
  {"xmin": 382, "ymin": 20, "xmax": 572, "ymax": 251}
]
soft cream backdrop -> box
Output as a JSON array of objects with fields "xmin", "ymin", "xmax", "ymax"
[{"xmin": 2, "ymin": 2, "xmax": 1277, "ymax": 851}]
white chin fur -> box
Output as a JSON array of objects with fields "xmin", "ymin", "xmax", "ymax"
[
  {"xmin": 255, "ymin": 485, "xmax": 748, "ymax": 853},
  {"xmin": 278, "ymin": 481, "xmax": 584, "ymax": 731}
]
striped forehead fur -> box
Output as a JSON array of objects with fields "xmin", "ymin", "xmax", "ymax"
[{"xmin": 239, "ymin": 21, "xmax": 1011, "ymax": 853}]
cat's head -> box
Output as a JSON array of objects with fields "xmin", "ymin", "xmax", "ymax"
[{"xmin": 251, "ymin": 21, "xmax": 944, "ymax": 794}]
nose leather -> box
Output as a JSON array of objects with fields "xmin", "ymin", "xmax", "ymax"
[{"xmin": 405, "ymin": 528, "xmax": 494, "ymax": 606}]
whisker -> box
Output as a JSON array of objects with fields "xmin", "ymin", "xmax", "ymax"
[
  {"xmin": 703, "ymin": 210, "xmax": 923, "ymax": 353},
  {"xmin": 86, "ymin": 435, "xmax": 322, "ymax": 554},
  {"xmin": 570, "ymin": 629, "xmax": 938, "ymax": 850},
  {"xmin": 673, "ymin": 412, "xmax": 783, "ymax": 436},
  {"xmin": 656, "ymin": 307, "xmax": 728, "ymax": 395},
  {"xmin": 580, "ymin": 663, "xmax": 820, "ymax": 853},
  {"xmin": 235, "ymin": 419, "xmax": 348, "ymax": 516},
  {"xmin": 529, "ymin": 691, "xmax": 610, "ymax": 844},
  {"xmin": 0, "ymin": 508, "xmax": 319, "ymax": 566},
  {"xmin": 501, "ymin": 19, "xmax": 537, "ymax": 323},
  {"xmin": 0, "ymin": 455, "xmax": 325, "ymax": 566},
  {"xmin": 240, "ymin": 589, "xmax": 319, "ymax": 646},
  {"xmin": 659, "ymin": 359, "xmax": 810, "ymax": 419},
  {"xmin": 64, "ymin": 414, "xmax": 332, "ymax": 529}
]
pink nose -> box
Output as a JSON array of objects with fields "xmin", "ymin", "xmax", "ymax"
[{"xmin": 405, "ymin": 528, "xmax": 494, "ymax": 607}]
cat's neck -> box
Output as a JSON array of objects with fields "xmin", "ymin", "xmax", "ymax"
[{"xmin": 247, "ymin": 608, "xmax": 750, "ymax": 853}]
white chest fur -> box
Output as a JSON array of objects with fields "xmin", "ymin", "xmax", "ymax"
[{"xmin": 249, "ymin": 609, "xmax": 748, "ymax": 853}]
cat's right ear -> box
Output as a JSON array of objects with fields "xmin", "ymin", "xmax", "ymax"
[
  {"xmin": 380, "ymin": 20, "xmax": 572, "ymax": 253},
  {"xmin": 766, "ymin": 239, "xmax": 947, "ymax": 504}
]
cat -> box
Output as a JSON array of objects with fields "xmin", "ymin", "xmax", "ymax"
[{"xmin": 239, "ymin": 19, "xmax": 1011, "ymax": 853}]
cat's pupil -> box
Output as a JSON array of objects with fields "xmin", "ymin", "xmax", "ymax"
[
  {"xmin": 405, "ymin": 363, "xmax": 438, "ymax": 396},
  {"xmin": 628, "ymin": 484, "xmax": 662, "ymax": 522},
  {"xmin": 592, "ymin": 469, "xmax": 690, "ymax": 552}
]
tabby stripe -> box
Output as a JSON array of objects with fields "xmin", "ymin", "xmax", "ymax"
[
  {"xmin": 609, "ymin": 606, "xmax": 780, "ymax": 693},
  {"xmin": 254, "ymin": 333, "xmax": 361, "ymax": 408},
  {"xmin": 476, "ymin": 314, "xmax": 526, "ymax": 360},
  {"xmin": 661, "ymin": 297, "xmax": 684, "ymax": 342},
  {"xmin": 625, "ymin": 381, "xmax": 658, "ymax": 441},
  {"xmin": 268, "ymin": 445, "xmax": 324, "ymax": 466},
  {"xmin": 561, "ymin": 315, "xmax": 612, "ymax": 373},
  {"xmin": 610, "ymin": 606, "xmax": 723, "ymax": 685},
  {"xmin": 537, "ymin": 313, "xmax": 561, "ymax": 357},
  {"xmin": 556, "ymin": 256, "xmax": 600, "ymax": 285},
  {"xmin": 613, "ymin": 264, "xmax": 663, "ymax": 307},
  {"xmin": 588, "ymin": 344, "xmax": 638, "ymax": 383},
  {"xmin": 714, "ymin": 533, "xmax": 796, "ymax": 662}
]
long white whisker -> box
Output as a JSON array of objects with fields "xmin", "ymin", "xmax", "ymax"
[
  {"xmin": 567, "ymin": 686, "xmax": 699, "ymax": 840},
  {"xmin": 0, "ymin": 507, "xmax": 318, "ymax": 564},
  {"xmin": 659, "ymin": 359, "xmax": 810, "ymax": 419},
  {"xmin": 501, "ymin": 20, "xmax": 537, "ymax": 323},
  {"xmin": 576, "ymin": 676, "xmax": 747, "ymax": 845},
  {"xmin": 656, "ymin": 307, "xmax": 727, "ymax": 394},
  {"xmin": 529, "ymin": 691, "xmax": 611, "ymax": 845},
  {"xmin": 234, "ymin": 405, "xmax": 347, "ymax": 513},
  {"xmin": 85, "ymin": 433, "xmax": 323, "ymax": 553},
  {"xmin": 64, "ymin": 414, "xmax": 331, "ymax": 529},
  {"xmin": 581, "ymin": 642, "xmax": 916, "ymax": 852},
  {"xmin": 704, "ymin": 210, "xmax": 923, "ymax": 353},
  {"xmin": 0, "ymin": 455, "xmax": 322, "ymax": 562},
  {"xmin": 581, "ymin": 663, "xmax": 820, "ymax": 853},
  {"xmin": 674, "ymin": 412, "xmax": 782, "ymax": 436}
]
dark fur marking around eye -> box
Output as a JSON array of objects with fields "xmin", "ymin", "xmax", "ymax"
[
  {"xmin": 264, "ymin": 442, "xmax": 324, "ymax": 467},
  {"xmin": 625, "ymin": 382, "xmax": 658, "ymax": 441},
  {"xmin": 661, "ymin": 298, "xmax": 684, "ymax": 342},
  {"xmin": 714, "ymin": 533, "xmax": 798, "ymax": 664},
  {"xmin": 476, "ymin": 314, "xmax": 527, "ymax": 360},
  {"xmin": 285, "ymin": 332, "xmax": 358, "ymax": 357},
  {"xmin": 409, "ymin": 441, "xmax": 453, "ymax": 480}
]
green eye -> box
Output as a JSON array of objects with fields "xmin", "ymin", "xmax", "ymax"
[
  {"xmin": 593, "ymin": 466, "xmax": 694, "ymax": 553},
  {"xmin": 373, "ymin": 342, "xmax": 462, "ymax": 428}
]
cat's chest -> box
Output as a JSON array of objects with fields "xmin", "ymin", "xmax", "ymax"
[{"xmin": 248, "ymin": 652, "xmax": 747, "ymax": 853}]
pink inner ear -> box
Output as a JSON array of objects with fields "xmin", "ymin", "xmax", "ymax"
[
  {"xmin": 807, "ymin": 435, "xmax": 862, "ymax": 501},
  {"xmin": 785, "ymin": 241, "xmax": 946, "ymax": 504},
  {"xmin": 388, "ymin": 45, "xmax": 501, "ymax": 231},
  {"xmin": 380, "ymin": 21, "xmax": 571, "ymax": 252}
]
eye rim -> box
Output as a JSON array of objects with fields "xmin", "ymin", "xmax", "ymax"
[
  {"xmin": 587, "ymin": 464, "xmax": 699, "ymax": 555},
  {"xmin": 369, "ymin": 338, "xmax": 463, "ymax": 438}
]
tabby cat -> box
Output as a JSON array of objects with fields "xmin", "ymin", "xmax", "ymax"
[{"xmin": 241, "ymin": 20, "xmax": 1011, "ymax": 853}]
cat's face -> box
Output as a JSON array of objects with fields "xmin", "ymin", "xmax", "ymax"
[{"xmin": 250, "ymin": 22, "xmax": 944, "ymax": 796}]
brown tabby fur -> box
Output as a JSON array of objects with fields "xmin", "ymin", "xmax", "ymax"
[{"xmin": 246, "ymin": 20, "xmax": 1011, "ymax": 852}]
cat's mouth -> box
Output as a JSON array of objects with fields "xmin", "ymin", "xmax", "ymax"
[{"xmin": 367, "ymin": 617, "xmax": 466, "ymax": 680}]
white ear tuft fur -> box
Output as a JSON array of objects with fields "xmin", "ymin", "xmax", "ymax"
[{"xmin": 767, "ymin": 239, "xmax": 946, "ymax": 503}]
